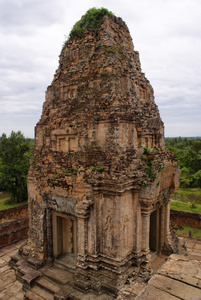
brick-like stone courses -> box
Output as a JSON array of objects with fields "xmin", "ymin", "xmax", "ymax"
[
  {"xmin": 171, "ymin": 210, "xmax": 201, "ymax": 229},
  {"xmin": 0, "ymin": 204, "xmax": 28, "ymax": 223},
  {"xmin": 0, "ymin": 205, "xmax": 28, "ymax": 249},
  {"xmin": 20, "ymin": 14, "xmax": 180, "ymax": 295},
  {"xmin": 0, "ymin": 219, "xmax": 28, "ymax": 249}
]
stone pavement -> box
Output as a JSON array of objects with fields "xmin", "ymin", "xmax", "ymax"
[
  {"xmin": 180, "ymin": 236, "xmax": 201, "ymax": 261},
  {"xmin": 136, "ymin": 254, "xmax": 201, "ymax": 299},
  {"xmin": 0, "ymin": 240, "xmax": 25, "ymax": 300},
  {"xmin": 0, "ymin": 238, "xmax": 201, "ymax": 299},
  {"xmin": 135, "ymin": 238, "xmax": 201, "ymax": 300}
]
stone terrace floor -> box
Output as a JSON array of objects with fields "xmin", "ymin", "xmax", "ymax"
[
  {"xmin": 0, "ymin": 240, "xmax": 25, "ymax": 299},
  {"xmin": 0, "ymin": 238, "xmax": 201, "ymax": 299}
]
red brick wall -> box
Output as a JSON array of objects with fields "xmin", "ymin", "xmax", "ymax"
[
  {"xmin": 0, "ymin": 204, "xmax": 28, "ymax": 222},
  {"xmin": 170, "ymin": 210, "xmax": 201, "ymax": 229},
  {"xmin": 0, "ymin": 218, "xmax": 28, "ymax": 248},
  {"xmin": 0, "ymin": 204, "xmax": 29, "ymax": 248}
]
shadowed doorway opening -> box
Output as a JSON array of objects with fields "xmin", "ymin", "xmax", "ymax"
[
  {"xmin": 52, "ymin": 212, "xmax": 77, "ymax": 269},
  {"xmin": 149, "ymin": 209, "xmax": 161, "ymax": 252}
]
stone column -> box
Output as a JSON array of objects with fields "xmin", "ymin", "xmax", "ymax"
[
  {"xmin": 76, "ymin": 214, "xmax": 89, "ymax": 267},
  {"xmin": 165, "ymin": 201, "xmax": 171, "ymax": 241},
  {"xmin": 46, "ymin": 208, "xmax": 53, "ymax": 262},
  {"xmin": 135, "ymin": 204, "xmax": 142, "ymax": 255},
  {"xmin": 159, "ymin": 206, "xmax": 165, "ymax": 251},
  {"xmin": 155, "ymin": 209, "xmax": 160, "ymax": 252},
  {"xmin": 52, "ymin": 212, "xmax": 59, "ymax": 257},
  {"xmin": 141, "ymin": 212, "xmax": 150, "ymax": 254},
  {"xmin": 77, "ymin": 217, "xmax": 85, "ymax": 257}
]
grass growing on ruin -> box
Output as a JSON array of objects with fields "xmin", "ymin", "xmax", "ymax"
[
  {"xmin": 170, "ymin": 200, "xmax": 201, "ymax": 214},
  {"xmin": 66, "ymin": 8, "xmax": 114, "ymax": 43},
  {"xmin": 0, "ymin": 192, "xmax": 27, "ymax": 211},
  {"xmin": 173, "ymin": 225, "xmax": 201, "ymax": 239}
]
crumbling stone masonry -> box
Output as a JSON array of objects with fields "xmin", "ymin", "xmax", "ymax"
[{"xmin": 18, "ymin": 12, "xmax": 180, "ymax": 295}]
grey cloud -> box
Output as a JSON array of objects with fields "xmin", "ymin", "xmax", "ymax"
[
  {"xmin": 0, "ymin": 0, "xmax": 201, "ymax": 137},
  {"xmin": 0, "ymin": 0, "xmax": 65, "ymax": 29}
]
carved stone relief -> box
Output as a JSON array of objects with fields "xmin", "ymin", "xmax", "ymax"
[{"xmin": 104, "ymin": 214, "xmax": 114, "ymax": 254}]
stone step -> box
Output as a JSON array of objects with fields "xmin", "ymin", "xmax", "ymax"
[
  {"xmin": 9, "ymin": 252, "xmax": 24, "ymax": 269},
  {"xmin": 27, "ymin": 257, "xmax": 43, "ymax": 270},
  {"xmin": 54, "ymin": 286, "xmax": 115, "ymax": 300},
  {"xmin": 54, "ymin": 259, "xmax": 76, "ymax": 274},
  {"xmin": 42, "ymin": 266, "xmax": 74, "ymax": 285},
  {"xmin": 25, "ymin": 290, "xmax": 43, "ymax": 300},
  {"xmin": 19, "ymin": 264, "xmax": 35, "ymax": 276},
  {"xmin": 17, "ymin": 259, "xmax": 28, "ymax": 268},
  {"xmin": 25, "ymin": 286, "xmax": 54, "ymax": 300},
  {"xmin": 36, "ymin": 277, "xmax": 61, "ymax": 294},
  {"xmin": 150, "ymin": 254, "xmax": 168, "ymax": 272},
  {"xmin": 54, "ymin": 285, "xmax": 85, "ymax": 300},
  {"xmin": 22, "ymin": 269, "xmax": 41, "ymax": 287},
  {"xmin": 82, "ymin": 292, "xmax": 116, "ymax": 300},
  {"xmin": 9, "ymin": 252, "xmax": 22, "ymax": 264},
  {"xmin": 54, "ymin": 255, "xmax": 76, "ymax": 273}
]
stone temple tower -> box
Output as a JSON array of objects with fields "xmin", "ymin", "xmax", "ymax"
[{"xmin": 18, "ymin": 9, "xmax": 180, "ymax": 295}]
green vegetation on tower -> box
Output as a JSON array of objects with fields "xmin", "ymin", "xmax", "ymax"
[{"xmin": 64, "ymin": 7, "xmax": 114, "ymax": 45}]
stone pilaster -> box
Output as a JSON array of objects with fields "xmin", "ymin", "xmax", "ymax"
[{"xmin": 141, "ymin": 212, "xmax": 150, "ymax": 255}]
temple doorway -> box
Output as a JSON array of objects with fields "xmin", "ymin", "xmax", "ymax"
[
  {"xmin": 52, "ymin": 212, "xmax": 77, "ymax": 267},
  {"xmin": 149, "ymin": 208, "xmax": 161, "ymax": 252}
]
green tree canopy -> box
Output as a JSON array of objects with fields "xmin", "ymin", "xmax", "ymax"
[
  {"xmin": 165, "ymin": 137, "xmax": 201, "ymax": 188},
  {"xmin": 0, "ymin": 131, "xmax": 33, "ymax": 203}
]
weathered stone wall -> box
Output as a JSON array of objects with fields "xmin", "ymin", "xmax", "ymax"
[{"xmin": 35, "ymin": 15, "xmax": 165, "ymax": 157}]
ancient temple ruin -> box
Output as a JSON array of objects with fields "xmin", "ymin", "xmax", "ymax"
[{"xmin": 13, "ymin": 9, "xmax": 180, "ymax": 297}]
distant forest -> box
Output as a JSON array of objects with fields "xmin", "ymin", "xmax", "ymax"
[
  {"xmin": 1, "ymin": 132, "xmax": 201, "ymax": 206},
  {"xmin": 165, "ymin": 137, "xmax": 201, "ymax": 188}
]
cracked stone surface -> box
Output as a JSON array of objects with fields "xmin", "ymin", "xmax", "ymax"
[{"xmin": 135, "ymin": 239, "xmax": 201, "ymax": 300}]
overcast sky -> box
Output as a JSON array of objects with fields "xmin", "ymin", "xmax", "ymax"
[{"xmin": 0, "ymin": 0, "xmax": 201, "ymax": 138}]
